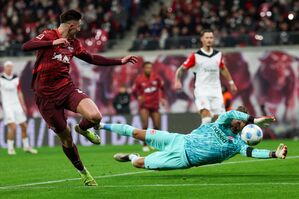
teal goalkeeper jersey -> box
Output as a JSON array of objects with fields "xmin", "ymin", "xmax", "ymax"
[{"xmin": 184, "ymin": 110, "xmax": 271, "ymax": 166}]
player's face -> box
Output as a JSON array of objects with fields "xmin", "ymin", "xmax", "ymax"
[
  {"xmin": 68, "ymin": 20, "xmax": 81, "ymax": 37},
  {"xmin": 230, "ymin": 119, "xmax": 246, "ymax": 134},
  {"xmin": 201, "ymin": 32, "xmax": 214, "ymax": 47},
  {"xmin": 4, "ymin": 64, "xmax": 13, "ymax": 76},
  {"xmin": 143, "ymin": 63, "xmax": 153, "ymax": 76}
]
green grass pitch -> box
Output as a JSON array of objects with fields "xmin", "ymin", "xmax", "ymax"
[{"xmin": 0, "ymin": 140, "xmax": 298, "ymax": 199}]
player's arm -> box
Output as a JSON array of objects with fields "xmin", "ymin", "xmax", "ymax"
[
  {"xmin": 17, "ymin": 84, "xmax": 27, "ymax": 114},
  {"xmin": 22, "ymin": 32, "xmax": 69, "ymax": 51},
  {"xmin": 219, "ymin": 57, "xmax": 237, "ymax": 93},
  {"xmin": 240, "ymin": 143, "xmax": 288, "ymax": 159},
  {"xmin": 217, "ymin": 110, "xmax": 276, "ymax": 127},
  {"xmin": 158, "ymin": 77, "xmax": 167, "ymax": 106},
  {"xmin": 131, "ymin": 80, "xmax": 144, "ymax": 104},
  {"xmin": 174, "ymin": 52, "xmax": 195, "ymax": 90},
  {"xmin": 76, "ymin": 47, "xmax": 137, "ymax": 66}
]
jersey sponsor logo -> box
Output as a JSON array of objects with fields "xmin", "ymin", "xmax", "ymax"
[
  {"xmin": 36, "ymin": 34, "xmax": 45, "ymax": 40},
  {"xmin": 150, "ymin": 129, "xmax": 156, "ymax": 135},
  {"xmin": 228, "ymin": 136, "xmax": 234, "ymax": 141},
  {"xmin": 144, "ymin": 86, "xmax": 157, "ymax": 93},
  {"xmin": 203, "ymin": 68, "xmax": 217, "ymax": 73},
  {"xmin": 68, "ymin": 46, "xmax": 74, "ymax": 53},
  {"xmin": 212, "ymin": 126, "xmax": 229, "ymax": 143},
  {"xmin": 76, "ymin": 89, "xmax": 83, "ymax": 94},
  {"xmin": 52, "ymin": 53, "xmax": 70, "ymax": 64}
]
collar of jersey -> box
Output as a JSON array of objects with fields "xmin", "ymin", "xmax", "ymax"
[
  {"xmin": 2, "ymin": 73, "xmax": 13, "ymax": 79},
  {"xmin": 200, "ymin": 47, "xmax": 214, "ymax": 56}
]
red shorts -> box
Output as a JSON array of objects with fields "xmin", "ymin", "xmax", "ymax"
[
  {"xmin": 139, "ymin": 106, "xmax": 159, "ymax": 113},
  {"xmin": 35, "ymin": 88, "xmax": 89, "ymax": 133}
]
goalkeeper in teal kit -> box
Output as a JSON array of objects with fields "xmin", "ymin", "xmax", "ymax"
[{"xmin": 100, "ymin": 107, "xmax": 287, "ymax": 170}]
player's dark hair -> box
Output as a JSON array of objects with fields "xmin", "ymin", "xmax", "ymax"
[
  {"xmin": 200, "ymin": 29, "xmax": 214, "ymax": 37},
  {"xmin": 236, "ymin": 106, "xmax": 249, "ymax": 114},
  {"xmin": 142, "ymin": 61, "xmax": 152, "ymax": 68},
  {"xmin": 60, "ymin": 9, "xmax": 82, "ymax": 23}
]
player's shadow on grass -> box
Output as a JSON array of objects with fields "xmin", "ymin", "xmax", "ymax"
[{"xmin": 140, "ymin": 173, "xmax": 299, "ymax": 179}]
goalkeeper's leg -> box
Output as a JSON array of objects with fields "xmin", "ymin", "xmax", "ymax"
[{"xmin": 100, "ymin": 123, "xmax": 146, "ymax": 141}]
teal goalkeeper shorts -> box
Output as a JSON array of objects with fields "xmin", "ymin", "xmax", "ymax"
[{"xmin": 144, "ymin": 129, "xmax": 191, "ymax": 170}]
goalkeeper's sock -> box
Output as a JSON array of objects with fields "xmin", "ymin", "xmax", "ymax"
[
  {"xmin": 129, "ymin": 154, "xmax": 139, "ymax": 165},
  {"xmin": 101, "ymin": 123, "xmax": 135, "ymax": 137}
]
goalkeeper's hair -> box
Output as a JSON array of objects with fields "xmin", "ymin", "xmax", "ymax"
[
  {"xmin": 60, "ymin": 9, "xmax": 82, "ymax": 23},
  {"xmin": 236, "ymin": 106, "xmax": 249, "ymax": 114}
]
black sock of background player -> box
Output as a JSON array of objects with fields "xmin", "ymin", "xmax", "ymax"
[
  {"xmin": 62, "ymin": 144, "xmax": 84, "ymax": 172},
  {"xmin": 79, "ymin": 118, "xmax": 96, "ymax": 131}
]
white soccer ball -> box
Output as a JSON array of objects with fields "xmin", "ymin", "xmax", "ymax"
[{"xmin": 240, "ymin": 124, "xmax": 263, "ymax": 146}]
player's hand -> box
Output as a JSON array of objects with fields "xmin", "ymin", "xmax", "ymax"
[
  {"xmin": 52, "ymin": 38, "xmax": 69, "ymax": 47},
  {"xmin": 254, "ymin": 116, "xmax": 276, "ymax": 128},
  {"xmin": 138, "ymin": 96, "xmax": 144, "ymax": 104},
  {"xmin": 121, "ymin": 55, "xmax": 138, "ymax": 64},
  {"xmin": 174, "ymin": 80, "xmax": 182, "ymax": 90},
  {"xmin": 160, "ymin": 98, "xmax": 167, "ymax": 107},
  {"xmin": 229, "ymin": 83, "xmax": 237, "ymax": 94},
  {"xmin": 275, "ymin": 143, "xmax": 287, "ymax": 159},
  {"xmin": 22, "ymin": 105, "xmax": 28, "ymax": 115}
]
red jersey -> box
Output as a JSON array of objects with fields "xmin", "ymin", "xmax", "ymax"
[
  {"xmin": 23, "ymin": 29, "xmax": 122, "ymax": 100},
  {"xmin": 132, "ymin": 73, "xmax": 164, "ymax": 110}
]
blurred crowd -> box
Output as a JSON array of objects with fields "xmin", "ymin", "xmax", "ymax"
[
  {"xmin": 1, "ymin": 0, "xmax": 299, "ymax": 55},
  {"xmin": 131, "ymin": 0, "xmax": 299, "ymax": 50},
  {"xmin": 0, "ymin": 0, "xmax": 153, "ymax": 56}
]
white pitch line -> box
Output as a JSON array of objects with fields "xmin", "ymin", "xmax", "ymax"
[
  {"xmin": 1, "ymin": 155, "xmax": 299, "ymax": 190},
  {"xmin": 3, "ymin": 182, "xmax": 299, "ymax": 190}
]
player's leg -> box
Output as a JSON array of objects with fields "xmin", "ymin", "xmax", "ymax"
[
  {"xmin": 115, "ymin": 149, "xmax": 190, "ymax": 170},
  {"xmin": 139, "ymin": 108, "xmax": 150, "ymax": 151},
  {"xmin": 36, "ymin": 97, "xmax": 97, "ymax": 186},
  {"xmin": 101, "ymin": 123, "xmax": 179, "ymax": 151},
  {"xmin": 76, "ymin": 98, "xmax": 102, "ymax": 128},
  {"xmin": 57, "ymin": 126, "xmax": 97, "ymax": 186},
  {"xmin": 113, "ymin": 153, "xmax": 145, "ymax": 168},
  {"xmin": 19, "ymin": 122, "xmax": 38, "ymax": 154},
  {"xmin": 195, "ymin": 95, "xmax": 212, "ymax": 125},
  {"xmin": 150, "ymin": 110, "xmax": 161, "ymax": 130},
  {"xmin": 15, "ymin": 107, "xmax": 38, "ymax": 154},
  {"xmin": 7, "ymin": 122, "xmax": 17, "ymax": 155},
  {"xmin": 65, "ymin": 90, "xmax": 101, "ymax": 144},
  {"xmin": 101, "ymin": 123, "xmax": 146, "ymax": 140},
  {"xmin": 210, "ymin": 96, "xmax": 226, "ymax": 121}
]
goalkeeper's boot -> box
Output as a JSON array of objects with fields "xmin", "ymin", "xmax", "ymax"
[
  {"xmin": 75, "ymin": 125, "xmax": 101, "ymax": 145},
  {"xmin": 275, "ymin": 143, "xmax": 288, "ymax": 159},
  {"xmin": 113, "ymin": 153, "xmax": 140, "ymax": 162},
  {"xmin": 79, "ymin": 167, "xmax": 98, "ymax": 186}
]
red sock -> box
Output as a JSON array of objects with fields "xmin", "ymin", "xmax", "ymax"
[
  {"xmin": 79, "ymin": 118, "xmax": 96, "ymax": 131},
  {"xmin": 62, "ymin": 144, "xmax": 84, "ymax": 171}
]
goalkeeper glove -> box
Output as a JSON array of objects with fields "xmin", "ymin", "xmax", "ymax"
[
  {"xmin": 254, "ymin": 116, "xmax": 276, "ymax": 128},
  {"xmin": 271, "ymin": 143, "xmax": 288, "ymax": 159}
]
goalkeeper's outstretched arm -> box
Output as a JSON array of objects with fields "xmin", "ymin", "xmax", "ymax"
[{"xmin": 240, "ymin": 143, "xmax": 288, "ymax": 159}]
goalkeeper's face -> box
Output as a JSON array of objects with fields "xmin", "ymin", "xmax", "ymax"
[{"xmin": 230, "ymin": 119, "xmax": 246, "ymax": 134}]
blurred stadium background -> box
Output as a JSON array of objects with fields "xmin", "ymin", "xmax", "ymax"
[{"xmin": 0, "ymin": 0, "xmax": 298, "ymax": 147}]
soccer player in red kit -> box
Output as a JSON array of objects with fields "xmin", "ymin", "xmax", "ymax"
[
  {"xmin": 132, "ymin": 62, "xmax": 166, "ymax": 152},
  {"xmin": 22, "ymin": 9, "xmax": 138, "ymax": 186}
]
